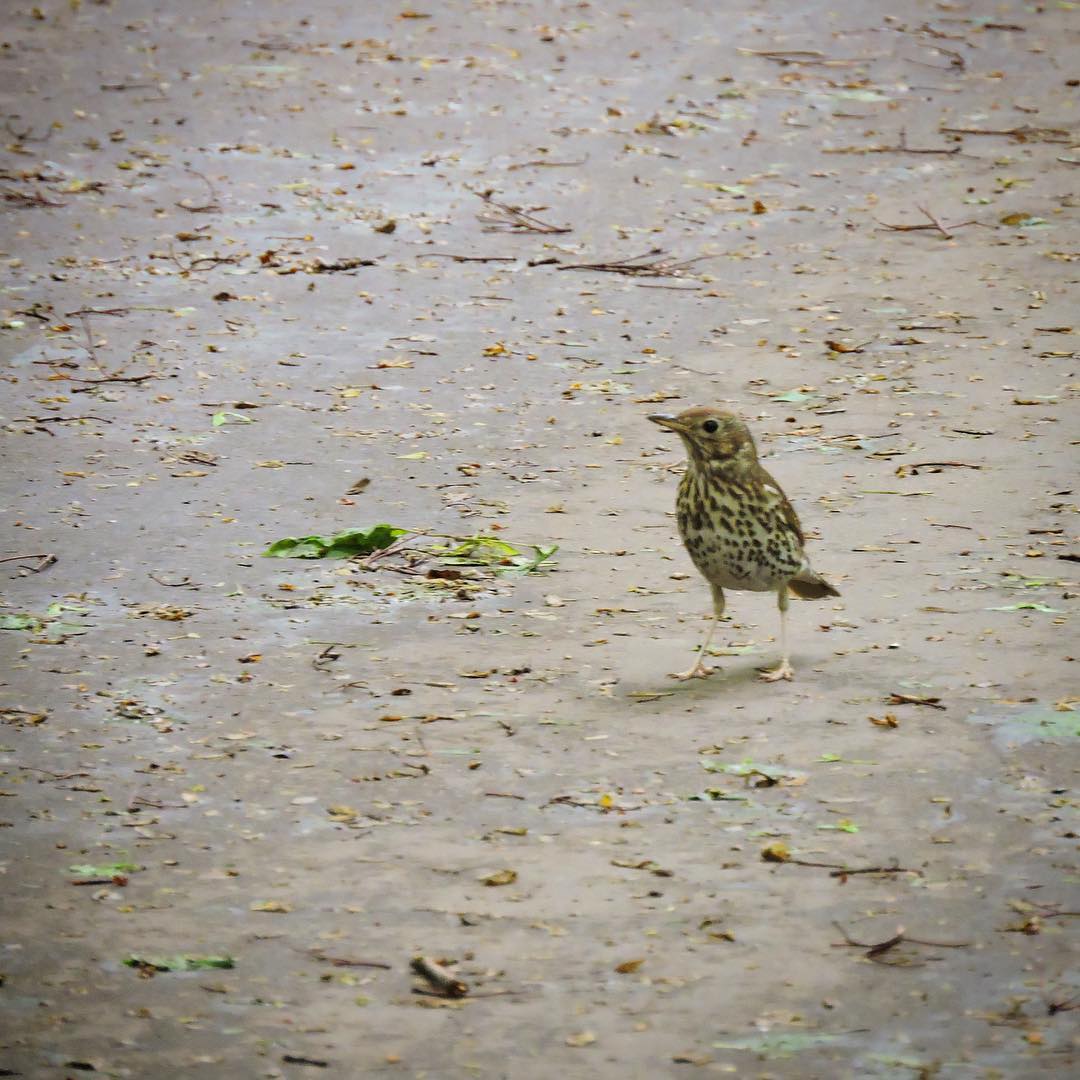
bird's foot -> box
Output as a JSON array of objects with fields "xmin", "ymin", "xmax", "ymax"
[
  {"xmin": 669, "ymin": 661, "xmax": 716, "ymax": 681},
  {"xmin": 758, "ymin": 659, "xmax": 794, "ymax": 683}
]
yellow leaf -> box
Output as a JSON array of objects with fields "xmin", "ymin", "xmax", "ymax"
[
  {"xmin": 480, "ymin": 869, "xmax": 517, "ymax": 887},
  {"xmin": 483, "ymin": 342, "xmax": 510, "ymax": 356},
  {"xmin": 251, "ymin": 900, "xmax": 292, "ymax": 913},
  {"xmin": 565, "ymin": 1030, "xmax": 596, "ymax": 1048},
  {"xmin": 761, "ymin": 841, "xmax": 790, "ymax": 863},
  {"xmin": 398, "ymin": 451, "xmax": 428, "ymax": 460}
]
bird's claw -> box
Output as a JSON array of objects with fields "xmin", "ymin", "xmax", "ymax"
[
  {"xmin": 669, "ymin": 663, "xmax": 716, "ymax": 681},
  {"xmin": 758, "ymin": 661, "xmax": 794, "ymax": 683}
]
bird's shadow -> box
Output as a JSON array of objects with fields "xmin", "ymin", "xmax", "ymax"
[{"xmin": 620, "ymin": 655, "xmax": 780, "ymax": 702}]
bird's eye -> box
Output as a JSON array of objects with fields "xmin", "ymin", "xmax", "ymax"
[{"xmin": 702, "ymin": 419, "xmax": 719, "ymax": 434}]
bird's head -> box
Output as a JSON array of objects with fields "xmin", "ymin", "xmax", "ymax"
[{"xmin": 648, "ymin": 407, "xmax": 757, "ymax": 467}]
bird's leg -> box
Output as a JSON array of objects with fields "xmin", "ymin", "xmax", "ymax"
[
  {"xmin": 671, "ymin": 586, "xmax": 724, "ymax": 680},
  {"xmin": 759, "ymin": 585, "xmax": 794, "ymax": 682}
]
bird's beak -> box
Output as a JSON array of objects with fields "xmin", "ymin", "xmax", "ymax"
[{"xmin": 648, "ymin": 413, "xmax": 683, "ymax": 432}]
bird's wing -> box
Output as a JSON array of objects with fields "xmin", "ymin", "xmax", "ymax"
[{"xmin": 753, "ymin": 464, "xmax": 805, "ymax": 546}]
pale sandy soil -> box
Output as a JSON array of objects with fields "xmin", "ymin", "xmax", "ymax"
[{"xmin": 1, "ymin": 2, "xmax": 1077, "ymax": 1077}]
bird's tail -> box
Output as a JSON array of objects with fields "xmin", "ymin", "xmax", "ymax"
[{"xmin": 789, "ymin": 567, "xmax": 840, "ymax": 600}]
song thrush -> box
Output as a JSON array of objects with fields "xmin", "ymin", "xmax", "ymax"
[{"xmin": 649, "ymin": 407, "xmax": 839, "ymax": 682}]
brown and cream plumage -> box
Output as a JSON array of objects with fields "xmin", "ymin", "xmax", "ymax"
[{"xmin": 649, "ymin": 406, "xmax": 839, "ymax": 681}]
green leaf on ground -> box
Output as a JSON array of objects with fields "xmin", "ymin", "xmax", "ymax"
[
  {"xmin": 212, "ymin": 411, "xmax": 254, "ymax": 427},
  {"xmin": 1, "ymin": 603, "xmax": 89, "ymax": 637},
  {"xmin": 700, "ymin": 758, "xmax": 803, "ymax": 785},
  {"xmin": 817, "ymin": 820, "xmax": 860, "ymax": 833},
  {"xmin": 263, "ymin": 524, "xmax": 407, "ymax": 559},
  {"xmin": 432, "ymin": 535, "xmax": 558, "ymax": 574},
  {"xmin": 1001, "ymin": 574, "xmax": 1056, "ymax": 589},
  {"xmin": 0, "ymin": 613, "xmax": 45, "ymax": 632},
  {"xmin": 69, "ymin": 863, "xmax": 140, "ymax": 876}
]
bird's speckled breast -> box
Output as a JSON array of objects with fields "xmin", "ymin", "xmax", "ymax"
[{"xmin": 675, "ymin": 467, "xmax": 804, "ymax": 592}]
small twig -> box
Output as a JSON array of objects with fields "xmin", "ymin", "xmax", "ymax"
[
  {"xmin": 357, "ymin": 533, "xmax": 416, "ymax": 569},
  {"xmin": 633, "ymin": 282, "xmax": 703, "ymax": 291},
  {"xmin": 25, "ymin": 415, "xmax": 113, "ymax": 424},
  {"xmin": 508, "ymin": 157, "xmax": 587, "ymax": 170},
  {"xmin": 916, "ymin": 204, "xmax": 952, "ymax": 239},
  {"xmin": 64, "ymin": 307, "xmax": 130, "ymax": 318},
  {"xmin": 176, "ymin": 168, "xmax": 221, "ymax": 213},
  {"xmin": 888, "ymin": 692, "xmax": 946, "ymax": 710},
  {"xmin": 410, "ymin": 955, "xmax": 469, "ymax": 998},
  {"xmin": 557, "ymin": 247, "xmax": 715, "ymax": 278},
  {"xmin": 741, "ymin": 48, "xmax": 825, "ymax": 59},
  {"xmin": 308, "ymin": 257, "xmax": 376, "ymax": 273},
  {"xmin": 1, "ymin": 185, "xmax": 64, "ymax": 207},
  {"xmin": 312, "ymin": 644, "xmax": 341, "ymax": 672},
  {"xmin": 825, "ymin": 127, "xmax": 962, "ymax": 156},
  {"xmin": 21, "ymin": 767, "xmax": 89, "ymax": 780},
  {"xmin": 127, "ymin": 793, "xmax": 185, "ymax": 810},
  {"xmin": 73, "ymin": 311, "xmax": 101, "ymax": 364},
  {"xmin": 472, "ymin": 190, "xmax": 571, "ymax": 234},
  {"xmin": 241, "ymin": 37, "xmax": 299, "ymax": 51},
  {"xmin": 898, "ymin": 934, "xmax": 973, "ymax": 948},
  {"xmin": 423, "ymin": 254, "xmax": 518, "ymax": 263},
  {"xmin": 907, "ymin": 43, "xmax": 966, "ymax": 70},
  {"xmin": 829, "ymin": 864, "xmax": 921, "ymax": 878},
  {"xmin": 308, "ymin": 948, "xmax": 391, "ymax": 969},
  {"xmin": 832, "ymin": 921, "xmax": 969, "ymax": 950},
  {"xmin": 159, "ymin": 245, "xmax": 242, "ymax": 273},
  {"xmin": 148, "ymin": 573, "xmax": 200, "ymax": 588},
  {"xmin": 4, "ymin": 119, "xmax": 55, "ymax": 144},
  {"xmin": 875, "ymin": 206, "xmax": 979, "ymax": 238},
  {"xmin": 70, "ymin": 372, "xmax": 161, "ymax": 391},
  {"xmin": 906, "ymin": 461, "xmax": 981, "ymax": 470},
  {"xmin": 776, "ymin": 855, "xmax": 921, "ymax": 876},
  {"xmin": 0, "ymin": 553, "xmax": 54, "ymax": 565},
  {"xmin": 940, "ymin": 124, "xmax": 1071, "ymax": 143},
  {"xmin": 738, "ymin": 48, "xmax": 869, "ymax": 67}
]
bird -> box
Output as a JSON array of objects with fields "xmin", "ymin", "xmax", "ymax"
[{"xmin": 649, "ymin": 406, "xmax": 839, "ymax": 682}]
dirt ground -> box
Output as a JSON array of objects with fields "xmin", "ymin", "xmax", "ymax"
[{"xmin": 1, "ymin": 1, "xmax": 1077, "ymax": 1077}]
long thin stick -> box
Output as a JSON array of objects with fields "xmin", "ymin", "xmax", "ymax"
[{"xmin": 410, "ymin": 956, "xmax": 469, "ymax": 998}]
